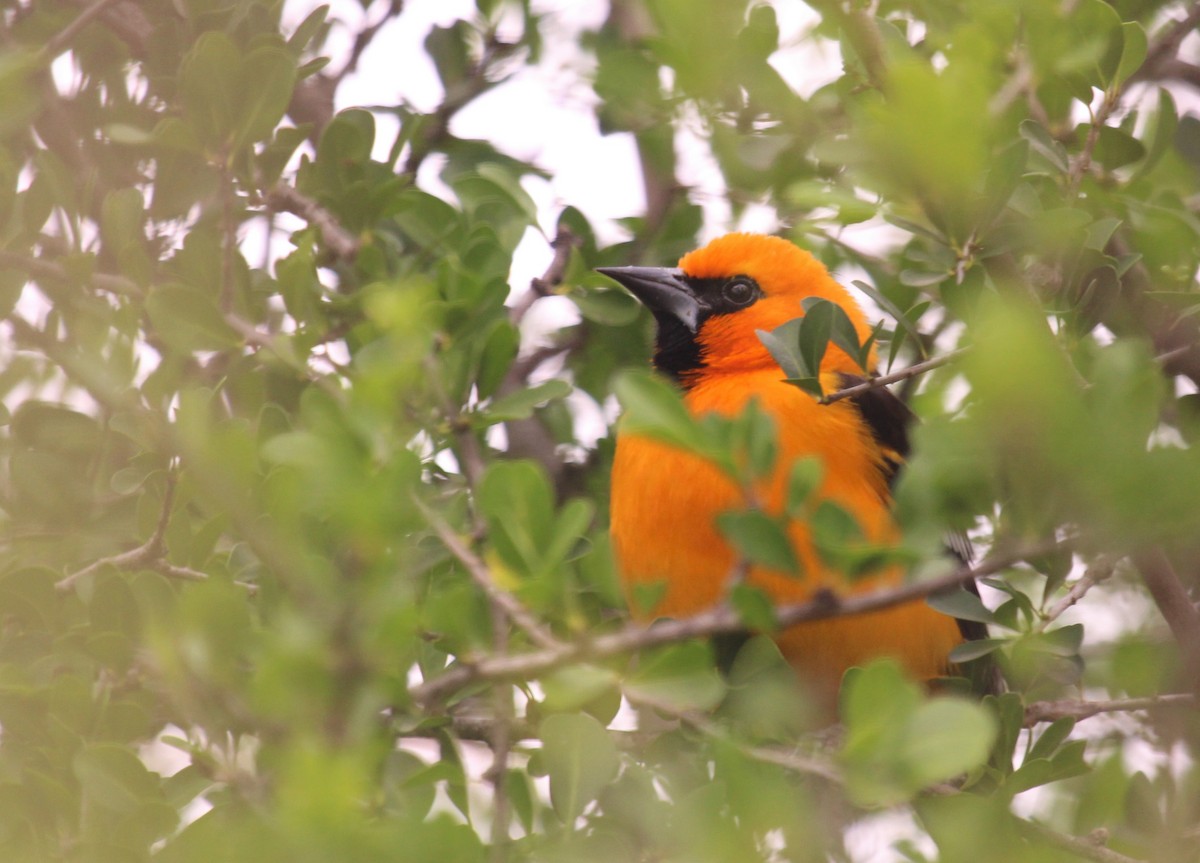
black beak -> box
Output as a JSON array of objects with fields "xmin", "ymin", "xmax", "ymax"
[{"xmin": 596, "ymin": 266, "xmax": 703, "ymax": 333}]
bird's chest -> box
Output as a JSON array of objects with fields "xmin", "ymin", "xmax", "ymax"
[{"xmin": 610, "ymin": 371, "xmax": 890, "ymax": 611}]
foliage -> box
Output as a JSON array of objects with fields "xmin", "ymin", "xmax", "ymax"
[{"xmin": 1, "ymin": 0, "xmax": 1199, "ymax": 861}]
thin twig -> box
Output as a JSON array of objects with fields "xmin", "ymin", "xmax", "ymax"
[
  {"xmin": 486, "ymin": 611, "xmax": 514, "ymax": 862},
  {"xmin": 0, "ymin": 249, "xmax": 142, "ymax": 297},
  {"xmin": 509, "ymin": 226, "xmax": 578, "ymax": 326},
  {"xmin": 1131, "ymin": 548, "xmax": 1200, "ymax": 693},
  {"xmin": 8, "ymin": 314, "xmax": 152, "ymax": 420},
  {"xmin": 403, "ymin": 34, "xmax": 514, "ymax": 178},
  {"xmin": 41, "ymin": 0, "xmax": 124, "ymax": 60},
  {"xmin": 56, "ymin": 470, "xmax": 179, "ymax": 593},
  {"xmin": 1024, "ymin": 693, "xmax": 1196, "ymax": 725},
  {"xmin": 1136, "ymin": 1, "xmax": 1200, "ymax": 84},
  {"xmin": 1015, "ymin": 817, "xmax": 1144, "ymax": 863},
  {"xmin": 623, "ymin": 688, "xmax": 844, "ymax": 785},
  {"xmin": 1039, "ymin": 555, "xmax": 1117, "ymax": 630},
  {"xmin": 337, "ymin": 0, "xmax": 404, "ymax": 81},
  {"xmin": 412, "ymin": 495, "xmax": 561, "ymax": 651},
  {"xmin": 411, "ymin": 535, "xmax": 1069, "ymax": 706},
  {"xmin": 820, "ymin": 348, "xmax": 970, "ymax": 405},
  {"xmin": 266, "ymin": 185, "xmax": 360, "ymax": 264}
]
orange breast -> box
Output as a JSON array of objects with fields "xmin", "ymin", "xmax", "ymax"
[{"xmin": 610, "ymin": 369, "xmax": 962, "ymax": 692}]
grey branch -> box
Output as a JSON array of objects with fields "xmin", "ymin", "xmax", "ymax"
[
  {"xmin": 1132, "ymin": 548, "xmax": 1200, "ymax": 694},
  {"xmin": 1024, "ymin": 693, "xmax": 1196, "ymax": 725},
  {"xmin": 413, "ymin": 495, "xmax": 562, "ymax": 650},
  {"xmin": 266, "ymin": 185, "xmax": 360, "ymax": 264},
  {"xmin": 411, "ymin": 535, "xmax": 1068, "ymax": 706},
  {"xmin": 820, "ymin": 348, "xmax": 970, "ymax": 405}
]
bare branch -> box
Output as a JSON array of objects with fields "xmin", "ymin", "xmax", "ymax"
[
  {"xmin": 337, "ymin": 0, "xmax": 405, "ymax": 82},
  {"xmin": 403, "ymin": 34, "xmax": 516, "ymax": 178},
  {"xmin": 411, "ymin": 535, "xmax": 1068, "ymax": 706},
  {"xmin": 1136, "ymin": 2, "xmax": 1200, "ymax": 85},
  {"xmin": 42, "ymin": 0, "xmax": 125, "ymax": 60},
  {"xmin": 1039, "ymin": 555, "xmax": 1117, "ymax": 629},
  {"xmin": 821, "ymin": 348, "xmax": 970, "ymax": 405},
  {"xmin": 0, "ymin": 249, "xmax": 142, "ymax": 298},
  {"xmin": 1015, "ymin": 818, "xmax": 1145, "ymax": 863},
  {"xmin": 412, "ymin": 495, "xmax": 562, "ymax": 651},
  {"xmin": 1024, "ymin": 693, "xmax": 1196, "ymax": 725},
  {"xmin": 56, "ymin": 470, "xmax": 179, "ymax": 593},
  {"xmin": 1132, "ymin": 548, "xmax": 1200, "ymax": 693},
  {"xmin": 65, "ymin": 0, "xmax": 154, "ymax": 56},
  {"xmin": 7, "ymin": 314, "xmax": 152, "ymax": 420},
  {"xmin": 509, "ymin": 226, "xmax": 578, "ymax": 325},
  {"xmin": 266, "ymin": 185, "xmax": 360, "ymax": 264}
]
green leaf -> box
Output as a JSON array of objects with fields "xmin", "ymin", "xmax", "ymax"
[
  {"xmin": 539, "ymin": 713, "xmax": 619, "ymax": 823},
  {"xmin": 1083, "ymin": 217, "xmax": 1122, "ymax": 252},
  {"xmin": 757, "ymin": 319, "xmax": 805, "ymax": 380},
  {"xmin": 715, "ymin": 510, "xmax": 800, "ymax": 574},
  {"xmin": 729, "ymin": 584, "xmax": 778, "ymax": 631},
  {"xmin": 1019, "ymin": 120, "xmax": 1069, "ymax": 173},
  {"xmin": 288, "ymin": 4, "xmax": 330, "ymax": 52},
  {"xmin": 949, "ymin": 638, "xmax": 1006, "ymax": 663},
  {"xmin": 541, "ymin": 664, "xmax": 620, "ymax": 712},
  {"xmin": 178, "ymin": 32, "xmax": 241, "ymax": 146},
  {"xmin": 624, "ymin": 642, "xmax": 726, "ymax": 712},
  {"xmin": 572, "ymin": 286, "xmax": 642, "ymax": 326},
  {"xmin": 899, "ymin": 698, "xmax": 998, "ymax": 788},
  {"xmin": 236, "ymin": 47, "xmax": 297, "ymax": 147},
  {"xmin": 785, "ymin": 457, "xmax": 823, "ymax": 516},
  {"xmin": 1112, "ymin": 22, "xmax": 1147, "ymax": 87},
  {"xmin": 1027, "ymin": 717, "xmax": 1077, "ymax": 762},
  {"xmin": 145, "ymin": 284, "xmax": 238, "ymax": 352},
  {"xmin": 927, "ymin": 588, "xmax": 995, "ymax": 624},
  {"xmin": 73, "ymin": 744, "xmax": 162, "ymax": 815},
  {"xmin": 478, "ymin": 460, "xmax": 555, "ymax": 576},
  {"xmin": 840, "ymin": 659, "xmax": 921, "ymax": 744},
  {"xmin": 614, "ymin": 368, "xmax": 711, "ymax": 454},
  {"xmin": 484, "ymin": 379, "xmax": 572, "ymax": 422},
  {"xmin": 797, "ymin": 298, "xmax": 834, "ymax": 377},
  {"xmin": 804, "ymin": 296, "xmax": 869, "ymax": 370}
]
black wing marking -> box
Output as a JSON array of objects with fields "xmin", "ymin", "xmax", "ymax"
[
  {"xmin": 837, "ymin": 373, "xmax": 999, "ymax": 694},
  {"xmin": 837, "ymin": 373, "xmax": 913, "ymax": 489}
]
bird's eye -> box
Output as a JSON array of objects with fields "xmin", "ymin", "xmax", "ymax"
[{"xmin": 722, "ymin": 277, "xmax": 757, "ymax": 306}]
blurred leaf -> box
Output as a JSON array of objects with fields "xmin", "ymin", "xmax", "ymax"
[
  {"xmin": 716, "ymin": 510, "xmax": 800, "ymax": 575},
  {"xmin": 484, "ymin": 379, "xmax": 571, "ymax": 422},
  {"xmin": 928, "ymin": 588, "xmax": 995, "ymax": 624},
  {"xmin": 539, "ymin": 713, "xmax": 619, "ymax": 823},
  {"xmin": 624, "ymin": 642, "xmax": 726, "ymax": 713}
]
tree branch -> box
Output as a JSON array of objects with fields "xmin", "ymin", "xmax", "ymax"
[
  {"xmin": 820, "ymin": 348, "xmax": 970, "ymax": 405},
  {"xmin": 1039, "ymin": 555, "xmax": 1117, "ymax": 630},
  {"xmin": 1131, "ymin": 548, "xmax": 1200, "ymax": 693},
  {"xmin": 42, "ymin": 0, "xmax": 125, "ymax": 60},
  {"xmin": 411, "ymin": 535, "xmax": 1068, "ymax": 706},
  {"xmin": 1135, "ymin": 1, "xmax": 1200, "ymax": 86},
  {"xmin": 412, "ymin": 495, "xmax": 562, "ymax": 651},
  {"xmin": 266, "ymin": 185, "xmax": 360, "ymax": 264},
  {"xmin": 508, "ymin": 226, "xmax": 577, "ymax": 325},
  {"xmin": 1024, "ymin": 693, "xmax": 1196, "ymax": 725},
  {"xmin": 1015, "ymin": 818, "xmax": 1145, "ymax": 863},
  {"xmin": 0, "ymin": 249, "xmax": 142, "ymax": 298},
  {"xmin": 56, "ymin": 470, "xmax": 179, "ymax": 593}
]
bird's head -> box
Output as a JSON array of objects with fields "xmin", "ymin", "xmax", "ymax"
[{"xmin": 599, "ymin": 233, "xmax": 875, "ymax": 385}]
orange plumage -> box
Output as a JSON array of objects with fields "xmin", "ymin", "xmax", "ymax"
[{"xmin": 602, "ymin": 233, "xmax": 965, "ymax": 697}]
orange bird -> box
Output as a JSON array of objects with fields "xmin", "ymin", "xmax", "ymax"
[{"xmin": 600, "ymin": 233, "xmax": 979, "ymax": 697}]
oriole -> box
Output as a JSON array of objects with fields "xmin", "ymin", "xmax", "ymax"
[{"xmin": 601, "ymin": 233, "xmax": 979, "ymax": 698}]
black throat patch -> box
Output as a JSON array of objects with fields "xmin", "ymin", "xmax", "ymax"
[{"xmin": 651, "ymin": 275, "xmax": 762, "ymax": 387}]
